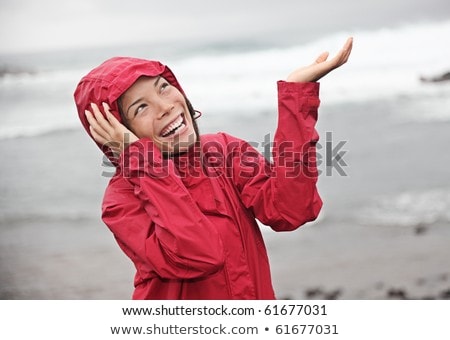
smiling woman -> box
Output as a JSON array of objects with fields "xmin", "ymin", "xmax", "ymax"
[{"xmin": 73, "ymin": 40, "xmax": 352, "ymax": 300}]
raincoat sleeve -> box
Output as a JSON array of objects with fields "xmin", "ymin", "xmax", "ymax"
[
  {"xmin": 228, "ymin": 81, "xmax": 323, "ymax": 231},
  {"xmin": 101, "ymin": 138, "xmax": 225, "ymax": 280}
]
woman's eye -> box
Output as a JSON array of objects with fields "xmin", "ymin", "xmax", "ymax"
[
  {"xmin": 160, "ymin": 82, "xmax": 170, "ymax": 93},
  {"xmin": 135, "ymin": 104, "xmax": 147, "ymax": 116}
]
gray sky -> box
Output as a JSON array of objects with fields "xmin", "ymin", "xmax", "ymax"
[{"xmin": 1, "ymin": 0, "xmax": 449, "ymax": 54}]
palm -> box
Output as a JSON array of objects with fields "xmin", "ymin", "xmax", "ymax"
[{"xmin": 287, "ymin": 37, "xmax": 353, "ymax": 83}]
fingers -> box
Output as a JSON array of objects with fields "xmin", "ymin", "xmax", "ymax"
[
  {"xmin": 85, "ymin": 102, "xmax": 139, "ymax": 153},
  {"xmin": 88, "ymin": 124, "xmax": 108, "ymax": 146},
  {"xmin": 103, "ymin": 102, "xmax": 121, "ymax": 127},
  {"xmin": 334, "ymin": 37, "xmax": 353, "ymax": 66},
  {"xmin": 315, "ymin": 51, "xmax": 329, "ymax": 64},
  {"xmin": 84, "ymin": 102, "xmax": 115, "ymax": 144},
  {"xmin": 286, "ymin": 37, "xmax": 353, "ymax": 82},
  {"xmin": 343, "ymin": 37, "xmax": 353, "ymax": 53},
  {"xmin": 91, "ymin": 103, "xmax": 115, "ymax": 135},
  {"xmin": 340, "ymin": 36, "xmax": 353, "ymax": 63}
]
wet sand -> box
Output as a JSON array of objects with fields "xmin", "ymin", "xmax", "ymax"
[{"xmin": 1, "ymin": 211, "xmax": 449, "ymax": 299}]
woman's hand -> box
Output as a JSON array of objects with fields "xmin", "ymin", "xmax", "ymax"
[
  {"xmin": 84, "ymin": 102, "xmax": 138, "ymax": 156},
  {"xmin": 287, "ymin": 37, "xmax": 353, "ymax": 83}
]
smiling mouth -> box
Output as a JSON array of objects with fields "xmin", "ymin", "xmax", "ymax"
[{"xmin": 160, "ymin": 114, "xmax": 186, "ymax": 138}]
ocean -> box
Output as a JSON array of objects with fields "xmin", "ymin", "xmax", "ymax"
[{"xmin": 1, "ymin": 18, "xmax": 450, "ymax": 299}]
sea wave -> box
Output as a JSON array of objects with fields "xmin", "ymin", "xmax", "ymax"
[
  {"xmin": 357, "ymin": 188, "xmax": 450, "ymax": 228},
  {"xmin": 1, "ymin": 20, "xmax": 449, "ymax": 140},
  {"xmin": 0, "ymin": 211, "xmax": 99, "ymax": 226},
  {"xmin": 0, "ymin": 69, "xmax": 85, "ymax": 140},
  {"xmin": 0, "ymin": 124, "xmax": 80, "ymax": 140},
  {"xmin": 175, "ymin": 20, "xmax": 450, "ymax": 113}
]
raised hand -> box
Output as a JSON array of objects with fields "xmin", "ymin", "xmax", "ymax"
[
  {"xmin": 84, "ymin": 102, "xmax": 138, "ymax": 155},
  {"xmin": 287, "ymin": 37, "xmax": 353, "ymax": 83}
]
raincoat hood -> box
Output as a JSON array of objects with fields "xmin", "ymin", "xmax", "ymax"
[{"xmin": 73, "ymin": 57, "xmax": 185, "ymax": 163}]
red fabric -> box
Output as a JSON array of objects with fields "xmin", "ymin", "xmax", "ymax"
[{"xmin": 74, "ymin": 58, "xmax": 323, "ymax": 299}]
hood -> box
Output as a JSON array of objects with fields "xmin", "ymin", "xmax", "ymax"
[{"xmin": 73, "ymin": 56, "xmax": 185, "ymax": 164}]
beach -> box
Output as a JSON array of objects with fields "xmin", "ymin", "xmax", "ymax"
[
  {"xmin": 1, "ymin": 95, "xmax": 450, "ymax": 300},
  {"xmin": 1, "ymin": 1, "xmax": 450, "ymax": 300}
]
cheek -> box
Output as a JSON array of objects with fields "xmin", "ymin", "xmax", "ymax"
[{"xmin": 130, "ymin": 117, "xmax": 158, "ymax": 139}]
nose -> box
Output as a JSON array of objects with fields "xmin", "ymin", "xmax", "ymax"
[{"xmin": 157, "ymin": 99, "xmax": 174, "ymax": 119}]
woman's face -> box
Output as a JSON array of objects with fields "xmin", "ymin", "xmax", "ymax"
[{"xmin": 120, "ymin": 76, "xmax": 197, "ymax": 154}]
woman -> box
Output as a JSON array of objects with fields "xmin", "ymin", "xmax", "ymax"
[{"xmin": 74, "ymin": 37, "xmax": 353, "ymax": 299}]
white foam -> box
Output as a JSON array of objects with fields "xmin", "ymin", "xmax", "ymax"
[
  {"xmin": 0, "ymin": 68, "xmax": 85, "ymax": 139},
  {"xmin": 175, "ymin": 20, "xmax": 450, "ymax": 119},
  {"xmin": 1, "ymin": 20, "xmax": 449, "ymax": 140},
  {"xmin": 358, "ymin": 189, "xmax": 450, "ymax": 227}
]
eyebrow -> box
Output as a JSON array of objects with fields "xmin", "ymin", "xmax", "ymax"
[
  {"xmin": 126, "ymin": 97, "xmax": 143, "ymax": 117},
  {"xmin": 154, "ymin": 75, "xmax": 162, "ymax": 88},
  {"xmin": 126, "ymin": 76, "xmax": 162, "ymax": 117}
]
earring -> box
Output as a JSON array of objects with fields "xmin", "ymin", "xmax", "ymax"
[{"xmin": 193, "ymin": 110, "xmax": 202, "ymax": 120}]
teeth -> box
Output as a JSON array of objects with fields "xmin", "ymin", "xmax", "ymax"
[{"xmin": 161, "ymin": 115, "xmax": 184, "ymax": 137}]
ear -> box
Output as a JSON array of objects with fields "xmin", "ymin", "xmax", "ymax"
[{"xmin": 193, "ymin": 110, "xmax": 202, "ymax": 120}]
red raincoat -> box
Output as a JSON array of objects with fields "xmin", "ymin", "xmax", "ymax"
[{"xmin": 74, "ymin": 57, "xmax": 322, "ymax": 299}]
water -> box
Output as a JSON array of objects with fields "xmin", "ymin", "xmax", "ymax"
[
  {"xmin": 1, "ymin": 17, "xmax": 450, "ymax": 299},
  {"xmin": 1, "ymin": 20, "xmax": 450, "ymax": 139}
]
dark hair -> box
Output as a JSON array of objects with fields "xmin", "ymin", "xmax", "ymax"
[{"xmin": 185, "ymin": 97, "xmax": 201, "ymax": 139}]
